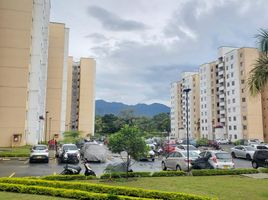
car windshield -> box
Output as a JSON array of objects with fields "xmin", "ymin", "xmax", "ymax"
[
  {"xmin": 63, "ymin": 145, "xmax": 78, "ymax": 151},
  {"xmin": 245, "ymin": 146, "xmax": 255, "ymax": 151},
  {"xmin": 33, "ymin": 146, "xmax": 47, "ymax": 150},
  {"xmin": 216, "ymin": 153, "xmax": 232, "ymax": 160},
  {"xmin": 188, "ymin": 146, "xmax": 197, "ymax": 150},
  {"xmin": 181, "ymin": 151, "xmax": 199, "ymax": 157}
]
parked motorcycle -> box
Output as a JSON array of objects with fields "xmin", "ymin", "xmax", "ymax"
[{"xmin": 60, "ymin": 158, "xmax": 96, "ymax": 176}]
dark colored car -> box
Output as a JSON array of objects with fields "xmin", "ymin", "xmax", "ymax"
[{"xmin": 252, "ymin": 150, "xmax": 268, "ymax": 169}]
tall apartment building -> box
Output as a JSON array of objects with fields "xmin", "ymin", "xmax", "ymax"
[
  {"xmin": 66, "ymin": 58, "xmax": 96, "ymax": 138},
  {"xmin": 0, "ymin": 0, "xmax": 50, "ymax": 147},
  {"xmin": 199, "ymin": 47, "xmax": 263, "ymax": 142},
  {"xmin": 45, "ymin": 22, "xmax": 69, "ymax": 141},
  {"xmin": 170, "ymin": 72, "xmax": 200, "ymax": 140}
]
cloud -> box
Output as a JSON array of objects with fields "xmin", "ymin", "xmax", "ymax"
[
  {"xmin": 85, "ymin": 33, "xmax": 108, "ymax": 43},
  {"xmin": 88, "ymin": 5, "xmax": 148, "ymax": 31}
]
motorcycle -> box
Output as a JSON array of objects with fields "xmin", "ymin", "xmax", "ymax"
[{"xmin": 60, "ymin": 158, "xmax": 96, "ymax": 176}]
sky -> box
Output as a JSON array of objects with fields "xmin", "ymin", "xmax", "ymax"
[{"xmin": 50, "ymin": 0, "xmax": 268, "ymax": 106}]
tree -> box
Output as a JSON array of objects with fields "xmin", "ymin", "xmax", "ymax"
[
  {"xmin": 108, "ymin": 125, "xmax": 147, "ymax": 177},
  {"xmin": 63, "ymin": 130, "xmax": 81, "ymax": 143},
  {"xmin": 248, "ymin": 29, "xmax": 268, "ymax": 95}
]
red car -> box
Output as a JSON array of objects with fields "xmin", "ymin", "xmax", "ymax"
[{"xmin": 164, "ymin": 144, "xmax": 176, "ymax": 153}]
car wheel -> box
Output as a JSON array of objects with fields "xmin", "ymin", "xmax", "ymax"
[
  {"xmin": 162, "ymin": 162, "xmax": 167, "ymax": 171},
  {"xmin": 29, "ymin": 158, "xmax": 33, "ymax": 163},
  {"xmin": 176, "ymin": 165, "xmax": 181, "ymax": 171},
  {"xmin": 246, "ymin": 154, "xmax": 251, "ymax": 160},
  {"xmin": 45, "ymin": 158, "xmax": 49, "ymax": 163},
  {"xmin": 231, "ymin": 152, "xmax": 236, "ymax": 158},
  {"xmin": 252, "ymin": 161, "xmax": 258, "ymax": 169}
]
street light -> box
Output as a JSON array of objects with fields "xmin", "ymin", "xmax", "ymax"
[
  {"xmin": 183, "ymin": 88, "xmax": 191, "ymax": 173},
  {"xmin": 45, "ymin": 111, "xmax": 49, "ymax": 142}
]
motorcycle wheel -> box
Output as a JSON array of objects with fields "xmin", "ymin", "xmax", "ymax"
[
  {"xmin": 85, "ymin": 171, "xmax": 96, "ymax": 176},
  {"xmin": 60, "ymin": 170, "xmax": 70, "ymax": 175}
]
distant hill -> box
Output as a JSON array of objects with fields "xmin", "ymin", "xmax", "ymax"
[{"xmin": 96, "ymin": 100, "xmax": 170, "ymax": 117}]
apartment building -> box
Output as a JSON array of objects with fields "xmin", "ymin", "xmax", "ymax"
[
  {"xmin": 66, "ymin": 58, "xmax": 96, "ymax": 138},
  {"xmin": 45, "ymin": 22, "xmax": 69, "ymax": 141},
  {"xmin": 199, "ymin": 47, "xmax": 263, "ymax": 142},
  {"xmin": 170, "ymin": 72, "xmax": 200, "ymax": 140},
  {"xmin": 0, "ymin": 0, "xmax": 50, "ymax": 147}
]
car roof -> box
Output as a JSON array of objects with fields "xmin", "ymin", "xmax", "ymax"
[
  {"xmin": 206, "ymin": 150, "xmax": 229, "ymax": 153},
  {"xmin": 34, "ymin": 144, "xmax": 47, "ymax": 147}
]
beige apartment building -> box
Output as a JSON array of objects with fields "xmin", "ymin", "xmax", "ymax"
[
  {"xmin": 45, "ymin": 22, "xmax": 69, "ymax": 141},
  {"xmin": 66, "ymin": 58, "xmax": 96, "ymax": 138},
  {"xmin": 0, "ymin": 0, "xmax": 50, "ymax": 147},
  {"xmin": 170, "ymin": 72, "xmax": 200, "ymax": 140}
]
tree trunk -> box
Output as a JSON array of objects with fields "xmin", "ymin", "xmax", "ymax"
[{"xmin": 126, "ymin": 153, "xmax": 130, "ymax": 179}]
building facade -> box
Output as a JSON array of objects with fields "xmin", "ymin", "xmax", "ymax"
[
  {"xmin": 45, "ymin": 22, "xmax": 69, "ymax": 141},
  {"xmin": 66, "ymin": 58, "xmax": 96, "ymax": 138},
  {"xmin": 0, "ymin": 0, "xmax": 50, "ymax": 147}
]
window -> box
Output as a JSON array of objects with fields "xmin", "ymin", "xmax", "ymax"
[
  {"xmin": 243, "ymin": 125, "xmax": 247, "ymax": 130},
  {"xmin": 232, "ymin": 98, "xmax": 235, "ymax": 103},
  {"xmin": 241, "ymin": 80, "xmax": 245, "ymax": 84},
  {"xmin": 226, "ymin": 66, "xmax": 229, "ymax": 70},
  {"xmin": 240, "ymin": 62, "xmax": 243, "ymax": 67},
  {"xmin": 243, "ymin": 116, "xmax": 247, "ymax": 120},
  {"xmin": 234, "ymin": 134, "xmax": 237, "ymax": 139},
  {"xmin": 232, "ymin": 90, "xmax": 235, "ymax": 94},
  {"xmin": 234, "ymin": 125, "xmax": 237, "ymax": 130},
  {"xmin": 227, "ymin": 91, "xmax": 230, "ymax": 96},
  {"xmin": 231, "ymin": 55, "xmax": 234, "ymax": 60},
  {"xmin": 227, "ymin": 82, "xmax": 230, "ymax": 87},
  {"xmin": 242, "ymin": 98, "xmax": 246, "ymax": 102},
  {"xmin": 231, "ymin": 72, "xmax": 234, "ymax": 77},
  {"xmin": 233, "ymin": 107, "xmax": 236, "ymax": 112},
  {"xmin": 232, "ymin": 81, "xmax": 235, "ymax": 86},
  {"xmin": 233, "ymin": 116, "xmax": 236, "ymax": 121},
  {"xmin": 240, "ymin": 53, "xmax": 243, "ymax": 58},
  {"xmin": 242, "ymin": 89, "xmax": 244, "ymax": 93},
  {"xmin": 229, "ymin": 117, "xmax": 231, "ymax": 121},
  {"xmin": 231, "ymin": 64, "xmax": 233, "ymax": 69},
  {"xmin": 229, "ymin": 126, "xmax": 232, "ymax": 130}
]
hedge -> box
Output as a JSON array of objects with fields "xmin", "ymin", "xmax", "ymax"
[
  {"xmin": 100, "ymin": 172, "xmax": 151, "ymax": 179},
  {"xmin": 258, "ymin": 168, "xmax": 268, "ymax": 173},
  {"xmin": 0, "ymin": 178, "xmax": 214, "ymax": 200},
  {"xmin": 191, "ymin": 169, "xmax": 258, "ymax": 176},
  {"xmin": 0, "ymin": 182, "xmax": 149, "ymax": 200},
  {"xmin": 0, "ymin": 153, "xmax": 29, "ymax": 157},
  {"xmin": 151, "ymin": 171, "xmax": 186, "ymax": 177},
  {"xmin": 40, "ymin": 174, "xmax": 97, "ymax": 181}
]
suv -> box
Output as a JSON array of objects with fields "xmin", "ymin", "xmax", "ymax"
[
  {"xmin": 252, "ymin": 150, "xmax": 268, "ymax": 169},
  {"xmin": 57, "ymin": 144, "xmax": 80, "ymax": 164},
  {"xmin": 29, "ymin": 145, "xmax": 49, "ymax": 163}
]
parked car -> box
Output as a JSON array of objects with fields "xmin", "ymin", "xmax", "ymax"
[
  {"xmin": 162, "ymin": 150, "xmax": 199, "ymax": 171},
  {"xmin": 29, "ymin": 145, "xmax": 49, "ymax": 163},
  {"xmin": 216, "ymin": 138, "xmax": 230, "ymax": 145},
  {"xmin": 176, "ymin": 144, "xmax": 201, "ymax": 154},
  {"xmin": 57, "ymin": 144, "xmax": 80, "ymax": 164},
  {"xmin": 163, "ymin": 144, "xmax": 176, "ymax": 153},
  {"xmin": 81, "ymin": 142, "xmax": 107, "ymax": 163},
  {"xmin": 252, "ymin": 149, "xmax": 268, "ymax": 169},
  {"xmin": 235, "ymin": 139, "xmax": 261, "ymax": 146},
  {"xmin": 231, "ymin": 145, "xmax": 256, "ymax": 160},
  {"xmin": 250, "ymin": 143, "xmax": 268, "ymax": 150},
  {"xmin": 192, "ymin": 150, "xmax": 234, "ymax": 169},
  {"xmin": 208, "ymin": 140, "xmax": 221, "ymax": 150},
  {"xmin": 181, "ymin": 139, "xmax": 197, "ymax": 147}
]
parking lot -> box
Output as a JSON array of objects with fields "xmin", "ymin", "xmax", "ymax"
[{"xmin": 0, "ymin": 153, "xmax": 252, "ymax": 178}]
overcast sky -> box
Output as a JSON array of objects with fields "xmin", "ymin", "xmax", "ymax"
[{"xmin": 50, "ymin": 0, "xmax": 268, "ymax": 106}]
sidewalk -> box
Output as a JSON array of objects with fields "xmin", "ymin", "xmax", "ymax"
[{"xmin": 242, "ymin": 173, "xmax": 268, "ymax": 179}]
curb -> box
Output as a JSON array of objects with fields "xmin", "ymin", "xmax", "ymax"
[{"xmin": 0, "ymin": 157, "xmax": 55, "ymax": 161}]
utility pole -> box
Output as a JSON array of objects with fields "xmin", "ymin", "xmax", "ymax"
[{"xmin": 183, "ymin": 88, "xmax": 191, "ymax": 173}]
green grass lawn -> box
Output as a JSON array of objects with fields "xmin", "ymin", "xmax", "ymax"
[
  {"xmin": 0, "ymin": 192, "xmax": 70, "ymax": 200},
  {"xmin": 87, "ymin": 175, "xmax": 268, "ymax": 200},
  {"xmin": 0, "ymin": 145, "xmax": 31, "ymax": 157}
]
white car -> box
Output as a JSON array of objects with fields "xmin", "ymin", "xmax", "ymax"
[
  {"xmin": 29, "ymin": 145, "xmax": 49, "ymax": 163},
  {"xmin": 216, "ymin": 138, "xmax": 230, "ymax": 145},
  {"xmin": 231, "ymin": 145, "xmax": 256, "ymax": 160},
  {"xmin": 57, "ymin": 144, "xmax": 80, "ymax": 163},
  {"xmin": 194, "ymin": 150, "xmax": 235, "ymax": 169},
  {"xmin": 162, "ymin": 150, "xmax": 199, "ymax": 171},
  {"xmin": 176, "ymin": 144, "xmax": 201, "ymax": 155}
]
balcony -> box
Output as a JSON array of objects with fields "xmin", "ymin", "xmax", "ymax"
[
  {"xmin": 220, "ymin": 118, "xmax": 226, "ymax": 123},
  {"xmin": 219, "ymin": 94, "xmax": 225, "ymax": 99},
  {"xmin": 219, "ymin": 70, "xmax": 224, "ymax": 76},
  {"xmin": 219, "ymin": 86, "xmax": 225, "ymax": 91},
  {"xmin": 220, "ymin": 110, "xmax": 225, "ymax": 115}
]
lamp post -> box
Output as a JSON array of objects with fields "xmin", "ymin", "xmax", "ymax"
[
  {"xmin": 44, "ymin": 111, "xmax": 49, "ymax": 142},
  {"xmin": 183, "ymin": 88, "xmax": 191, "ymax": 173}
]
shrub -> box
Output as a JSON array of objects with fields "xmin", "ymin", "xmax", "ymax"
[
  {"xmin": 192, "ymin": 169, "xmax": 258, "ymax": 176},
  {"xmin": 258, "ymin": 168, "xmax": 268, "ymax": 173},
  {"xmin": 151, "ymin": 171, "xmax": 186, "ymax": 177},
  {"xmin": 0, "ymin": 153, "xmax": 29, "ymax": 157},
  {"xmin": 41, "ymin": 174, "xmax": 96, "ymax": 181},
  {"xmin": 100, "ymin": 172, "xmax": 151, "ymax": 179},
  {"xmin": 196, "ymin": 138, "xmax": 209, "ymax": 147},
  {"xmin": 0, "ymin": 182, "xmax": 146, "ymax": 200},
  {"xmin": 233, "ymin": 140, "xmax": 241, "ymax": 146},
  {"xmin": 0, "ymin": 178, "xmax": 213, "ymax": 200}
]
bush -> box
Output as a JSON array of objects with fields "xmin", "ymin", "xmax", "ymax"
[
  {"xmin": 258, "ymin": 168, "xmax": 268, "ymax": 173},
  {"xmin": 0, "ymin": 178, "xmax": 213, "ymax": 200},
  {"xmin": 151, "ymin": 171, "xmax": 186, "ymax": 177},
  {"xmin": 0, "ymin": 153, "xmax": 29, "ymax": 157},
  {"xmin": 41, "ymin": 174, "xmax": 97, "ymax": 181},
  {"xmin": 0, "ymin": 182, "xmax": 145, "ymax": 200},
  {"xmin": 192, "ymin": 169, "xmax": 258, "ymax": 176},
  {"xmin": 233, "ymin": 140, "xmax": 241, "ymax": 146},
  {"xmin": 196, "ymin": 138, "xmax": 209, "ymax": 147},
  {"xmin": 100, "ymin": 172, "xmax": 151, "ymax": 179}
]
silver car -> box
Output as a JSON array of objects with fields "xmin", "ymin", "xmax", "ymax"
[
  {"xmin": 162, "ymin": 151, "xmax": 199, "ymax": 171},
  {"xmin": 176, "ymin": 144, "xmax": 201, "ymax": 155},
  {"xmin": 231, "ymin": 145, "xmax": 255, "ymax": 160},
  {"xmin": 29, "ymin": 145, "xmax": 49, "ymax": 163}
]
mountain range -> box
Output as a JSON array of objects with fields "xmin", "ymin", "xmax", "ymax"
[{"xmin": 95, "ymin": 100, "xmax": 170, "ymax": 117}]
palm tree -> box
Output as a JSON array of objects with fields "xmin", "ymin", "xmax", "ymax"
[{"xmin": 248, "ymin": 29, "xmax": 268, "ymax": 96}]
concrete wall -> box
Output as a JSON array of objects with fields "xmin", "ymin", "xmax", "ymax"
[{"xmin": 0, "ymin": 0, "xmax": 33, "ymax": 147}]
